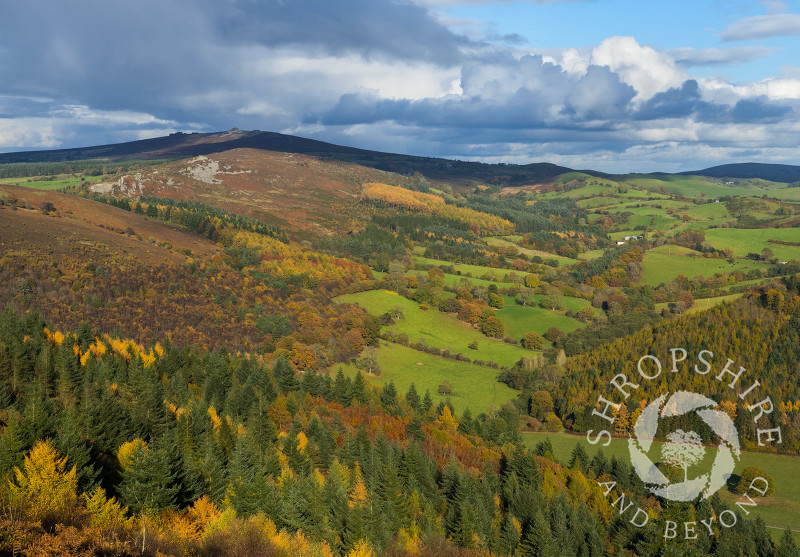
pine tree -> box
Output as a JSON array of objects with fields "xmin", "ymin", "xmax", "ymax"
[
  {"xmin": 201, "ymin": 438, "xmax": 228, "ymax": 505},
  {"xmin": 352, "ymin": 370, "xmax": 369, "ymax": 405},
  {"xmin": 334, "ymin": 368, "xmax": 353, "ymax": 406},
  {"xmin": 421, "ymin": 390, "xmax": 433, "ymax": 413},
  {"xmin": 274, "ymin": 356, "xmax": 300, "ymax": 393},
  {"xmin": 224, "ymin": 431, "xmax": 274, "ymax": 517},
  {"xmin": 776, "ymin": 528, "xmax": 800, "ymax": 557},
  {"xmin": 405, "ymin": 382, "xmax": 421, "ymax": 411},
  {"xmin": 518, "ymin": 508, "xmax": 554, "ymax": 557},
  {"xmin": 55, "ymin": 409, "xmax": 99, "ymax": 492},
  {"xmin": 118, "ymin": 436, "xmax": 179, "ymax": 514},
  {"xmin": 568, "ymin": 443, "xmax": 589, "ymax": 472},
  {"xmin": 20, "ymin": 384, "xmax": 56, "ymax": 446},
  {"xmin": 0, "ymin": 411, "xmax": 26, "ymax": 479}
]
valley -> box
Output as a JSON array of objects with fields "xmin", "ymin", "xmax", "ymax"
[{"xmin": 1, "ymin": 133, "xmax": 799, "ymax": 554}]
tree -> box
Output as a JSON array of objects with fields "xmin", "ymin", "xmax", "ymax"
[
  {"xmin": 576, "ymin": 306, "xmax": 595, "ymax": 322},
  {"xmin": 488, "ymin": 292, "xmax": 505, "ymax": 309},
  {"xmin": 521, "ymin": 332, "xmax": 544, "ymax": 351},
  {"xmin": 118, "ymin": 436, "xmax": 181, "ymax": 553},
  {"xmin": 481, "ymin": 315, "xmax": 505, "ymax": 338},
  {"xmin": 543, "ymin": 327, "xmax": 562, "ymax": 344},
  {"xmin": 540, "ymin": 295, "xmax": 565, "ymax": 312},
  {"xmin": 660, "ymin": 429, "xmax": 705, "ymax": 483},
  {"xmin": 7, "ymin": 439, "xmax": 78, "ymax": 523},
  {"xmin": 734, "ymin": 466, "xmax": 775, "ymax": 496}
]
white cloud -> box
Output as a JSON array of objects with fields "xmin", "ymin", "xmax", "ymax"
[
  {"xmin": 760, "ymin": 0, "xmax": 788, "ymax": 15},
  {"xmin": 668, "ymin": 46, "xmax": 774, "ymax": 67},
  {"xmin": 0, "ymin": 119, "xmax": 60, "ymax": 149},
  {"xmin": 721, "ymin": 13, "xmax": 800, "ymax": 41},
  {"xmin": 591, "ymin": 36, "xmax": 685, "ymax": 101}
]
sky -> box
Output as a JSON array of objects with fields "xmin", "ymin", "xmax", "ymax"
[{"xmin": 2, "ymin": 0, "xmax": 800, "ymax": 172}]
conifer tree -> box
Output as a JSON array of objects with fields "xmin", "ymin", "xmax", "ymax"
[
  {"xmin": 405, "ymin": 382, "xmax": 421, "ymax": 411},
  {"xmin": 777, "ymin": 528, "xmax": 800, "ymax": 557},
  {"xmin": 274, "ymin": 356, "xmax": 300, "ymax": 393},
  {"xmin": 0, "ymin": 411, "xmax": 26, "ymax": 479},
  {"xmin": 118, "ymin": 436, "xmax": 179, "ymax": 514},
  {"xmin": 224, "ymin": 431, "xmax": 273, "ymax": 517},
  {"xmin": 352, "ymin": 370, "xmax": 369, "ymax": 405},
  {"xmin": 55, "ymin": 408, "xmax": 99, "ymax": 492}
]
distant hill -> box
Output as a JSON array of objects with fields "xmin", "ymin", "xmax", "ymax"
[
  {"xmin": 682, "ymin": 162, "xmax": 800, "ymax": 183},
  {"xmin": 0, "ymin": 128, "xmax": 572, "ymax": 187}
]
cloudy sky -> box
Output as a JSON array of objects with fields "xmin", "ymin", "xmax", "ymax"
[{"xmin": 2, "ymin": 0, "xmax": 800, "ymax": 172}]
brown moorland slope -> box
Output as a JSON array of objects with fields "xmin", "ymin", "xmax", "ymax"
[
  {"xmin": 86, "ymin": 148, "xmax": 407, "ymax": 235},
  {"xmin": 0, "ymin": 184, "xmax": 378, "ymax": 358},
  {"xmin": 0, "ymin": 183, "xmax": 218, "ymax": 265}
]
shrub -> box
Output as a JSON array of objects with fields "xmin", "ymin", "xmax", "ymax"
[{"xmin": 733, "ymin": 466, "xmax": 775, "ymax": 496}]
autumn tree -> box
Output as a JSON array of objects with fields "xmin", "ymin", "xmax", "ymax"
[{"xmin": 7, "ymin": 439, "xmax": 78, "ymax": 523}]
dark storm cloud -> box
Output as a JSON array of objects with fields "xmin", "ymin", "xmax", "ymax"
[
  {"xmin": 0, "ymin": 0, "xmax": 467, "ymax": 116},
  {"xmin": 632, "ymin": 81, "xmax": 794, "ymax": 124},
  {"xmin": 730, "ymin": 97, "xmax": 792, "ymax": 122},
  {"xmin": 2, "ymin": 1, "xmax": 800, "ymax": 170}
]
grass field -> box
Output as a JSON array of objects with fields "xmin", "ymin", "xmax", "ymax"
[
  {"xmin": 335, "ymin": 290, "xmax": 531, "ymax": 367},
  {"xmin": 655, "ymin": 293, "xmax": 744, "ymax": 315},
  {"xmin": 495, "ymin": 295, "xmax": 589, "ymax": 339},
  {"xmin": 638, "ymin": 245, "xmax": 772, "ymax": 287},
  {"xmin": 412, "ymin": 255, "xmax": 526, "ymax": 280},
  {"xmin": 334, "ymin": 341, "xmax": 518, "ymax": 414},
  {"xmin": 0, "ymin": 175, "xmax": 104, "ymax": 191},
  {"xmin": 705, "ymin": 228, "xmax": 800, "ymax": 262},
  {"xmin": 523, "ymin": 431, "xmax": 800, "ymax": 540},
  {"xmin": 484, "ymin": 236, "xmax": 576, "ymax": 266},
  {"xmin": 624, "ymin": 175, "xmax": 772, "ymax": 199}
]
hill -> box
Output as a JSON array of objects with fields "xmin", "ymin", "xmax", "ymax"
[
  {"xmin": 84, "ymin": 148, "xmax": 409, "ymax": 236},
  {"xmin": 0, "ymin": 128, "xmax": 572, "ymax": 187},
  {"xmin": 682, "ymin": 162, "xmax": 800, "ymax": 183}
]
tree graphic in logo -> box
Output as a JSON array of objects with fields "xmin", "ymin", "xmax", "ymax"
[
  {"xmin": 628, "ymin": 391, "xmax": 741, "ymax": 502},
  {"xmin": 661, "ymin": 429, "xmax": 705, "ymax": 484}
]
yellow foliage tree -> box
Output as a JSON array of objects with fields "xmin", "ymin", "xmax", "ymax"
[
  {"xmin": 346, "ymin": 539, "xmax": 376, "ymax": 557},
  {"xmin": 349, "ymin": 462, "xmax": 369, "ymax": 509},
  {"xmin": 117, "ymin": 439, "xmax": 147, "ymax": 471},
  {"xmin": 84, "ymin": 486, "xmax": 133, "ymax": 532},
  {"xmin": 7, "ymin": 439, "xmax": 78, "ymax": 522}
]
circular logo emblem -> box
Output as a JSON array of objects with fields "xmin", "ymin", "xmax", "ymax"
[{"xmin": 628, "ymin": 391, "xmax": 741, "ymax": 502}]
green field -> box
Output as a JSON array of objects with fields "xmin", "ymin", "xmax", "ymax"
[
  {"xmin": 638, "ymin": 245, "xmax": 772, "ymax": 287},
  {"xmin": 335, "ymin": 341, "xmax": 518, "ymax": 414},
  {"xmin": 0, "ymin": 175, "xmax": 104, "ymax": 191},
  {"xmin": 705, "ymin": 228, "xmax": 800, "ymax": 262},
  {"xmin": 484, "ymin": 236, "xmax": 576, "ymax": 266},
  {"xmin": 412, "ymin": 255, "xmax": 527, "ymax": 280},
  {"xmin": 655, "ymin": 293, "xmax": 744, "ymax": 315},
  {"xmin": 335, "ymin": 290, "xmax": 531, "ymax": 367},
  {"xmin": 495, "ymin": 295, "xmax": 592, "ymax": 339},
  {"xmin": 523, "ymin": 432, "xmax": 800, "ymax": 539},
  {"xmin": 625, "ymin": 175, "xmax": 773, "ymax": 198}
]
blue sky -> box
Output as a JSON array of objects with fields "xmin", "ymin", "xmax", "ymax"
[{"xmin": 2, "ymin": 0, "xmax": 800, "ymax": 172}]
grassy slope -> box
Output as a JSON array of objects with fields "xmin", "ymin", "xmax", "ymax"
[
  {"xmin": 335, "ymin": 341, "xmax": 518, "ymax": 414},
  {"xmin": 705, "ymin": 228, "xmax": 800, "ymax": 261},
  {"xmin": 638, "ymin": 245, "xmax": 772, "ymax": 287},
  {"xmin": 335, "ymin": 290, "xmax": 531, "ymax": 367},
  {"xmin": 412, "ymin": 255, "xmax": 533, "ymax": 279},
  {"xmin": 484, "ymin": 236, "xmax": 576, "ymax": 266},
  {"xmin": 496, "ymin": 295, "xmax": 592, "ymax": 339},
  {"xmin": 655, "ymin": 293, "xmax": 744, "ymax": 314}
]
